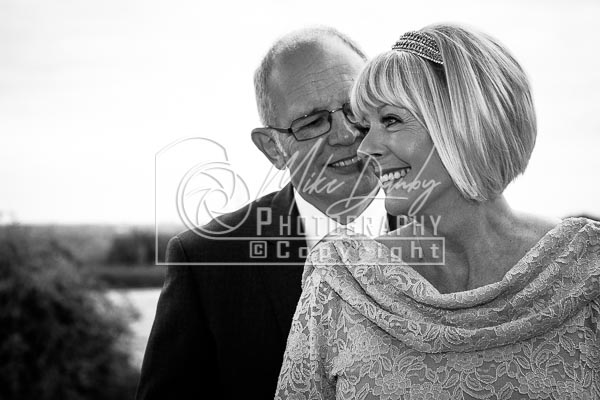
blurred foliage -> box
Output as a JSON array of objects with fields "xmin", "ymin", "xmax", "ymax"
[
  {"xmin": 0, "ymin": 225, "xmax": 140, "ymax": 400},
  {"xmin": 105, "ymin": 230, "xmax": 170, "ymax": 266},
  {"xmin": 0, "ymin": 225, "xmax": 176, "ymax": 267},
  {"xmin": 10, "ymin": 225, "xmax": 118, "ymax": 266},
  {"xmin": 94, "ymin": 266, "xmax": 165, "ymax": 289}
]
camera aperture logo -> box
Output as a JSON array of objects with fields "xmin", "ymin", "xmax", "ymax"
[{"xmin": 176, "ymin": 159, "xmax": 251, "ymax": 235}]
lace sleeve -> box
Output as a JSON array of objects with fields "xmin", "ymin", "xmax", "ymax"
[{"xmin": 275, "ymin": 269, "xmax": 339, "ymax": 400}]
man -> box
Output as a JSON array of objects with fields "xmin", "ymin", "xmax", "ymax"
[{"xmin": 136, "ymin": 27, "xmax": 393, "ymax": 400}]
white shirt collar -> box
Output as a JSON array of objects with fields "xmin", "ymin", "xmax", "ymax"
[{"xmin": 293, "ymin": 187, "xmax": 388, "ymax": 249}]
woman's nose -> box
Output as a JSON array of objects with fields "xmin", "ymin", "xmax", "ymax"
[{"xmin": 357, "ymin": 129, "xmax": 383, "ymax": 160}]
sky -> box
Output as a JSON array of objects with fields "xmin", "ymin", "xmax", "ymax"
[{"xmin": 1, "ymin": 0, "xmax": 599, "ymax": 225}]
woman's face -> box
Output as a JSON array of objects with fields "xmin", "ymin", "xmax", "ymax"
[{"xmin": 357, "ymin": 104, "xmax": 453, "ymax": 217}]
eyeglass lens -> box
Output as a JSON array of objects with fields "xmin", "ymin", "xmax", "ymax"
[{"xmin": 290, "ymin": 103, "xmax": 359, "ymax": 140}]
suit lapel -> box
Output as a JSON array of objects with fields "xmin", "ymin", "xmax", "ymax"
[
  {"xmin": 387, "ymin": 213, "xmax": 402, "ymax": 232},
  {"xmin": 258, "ymin": 183, "xmax": 306, "ymax": 337}
]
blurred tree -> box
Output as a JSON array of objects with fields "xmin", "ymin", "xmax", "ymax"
[
  {"xmin": 105, "ymin": 230, "xmax": 170, "ymax": 265},
  {"xmin": 0, "ymin": 225, "xmax": 140, "ymax": 400}
]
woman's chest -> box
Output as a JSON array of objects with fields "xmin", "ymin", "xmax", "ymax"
[{"xmin": 329, "ymin": 306, "xmax": 600, "ymax": 400}]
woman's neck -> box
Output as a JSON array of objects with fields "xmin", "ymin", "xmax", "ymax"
[
  {"xmin": 431, "ymin": 195, "xmax": 515, "ymax": 249},
  {"xmin": 398, "ymin": 194, "xmax": 559, "ymax": 292}
]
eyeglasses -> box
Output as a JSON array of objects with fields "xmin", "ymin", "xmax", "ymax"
[{"xmin": 266, "ymin": 103, "xmax": 359, "ymax": 141}]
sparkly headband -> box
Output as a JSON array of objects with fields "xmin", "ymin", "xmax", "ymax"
[{"xmin": 392, "ymin": 31, "xmax": 443, "ymax": 65}]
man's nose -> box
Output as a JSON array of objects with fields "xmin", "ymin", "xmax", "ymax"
[{"xmin": 327, "ymin": 112, "xmax": 360, "ymax": 146}]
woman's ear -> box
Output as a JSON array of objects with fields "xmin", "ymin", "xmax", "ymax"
[{"xmin": 251, "ymin": 128, "xmax": 287, "ymax": 170}]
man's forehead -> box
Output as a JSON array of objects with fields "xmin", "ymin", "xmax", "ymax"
[
  {"xmin": 271, "ymin": 61, "xmax": 362, "ymax": 121},
  {"xmin": 286, "ymin": 79, "xmax": 352, "ymax": 116}
]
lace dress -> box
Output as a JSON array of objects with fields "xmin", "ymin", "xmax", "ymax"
[{"xmin": 275, "ymin": 218, "xmax": 600, "ymax": 400}]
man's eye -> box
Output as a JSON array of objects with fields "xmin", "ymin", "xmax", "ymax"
[
  {"xmin": 382, "ymin": 116, "xmax": 403, "ymax": 127},
  {"xmin": 296, "ymin": 115, "xmax": 327, "ymax": 131},
  {"xmin": 306, "ymin": 118, "xmax": 324, "ymax": 128}
]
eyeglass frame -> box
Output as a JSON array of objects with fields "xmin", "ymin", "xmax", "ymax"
[{"xmin": 265, "ymin": 102, "xmax": 359, "ymax": 142}]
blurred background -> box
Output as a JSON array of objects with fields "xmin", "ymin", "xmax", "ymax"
[{"xmin": 1, "ymin": 0, "xmax": 599, "ymax": 398}]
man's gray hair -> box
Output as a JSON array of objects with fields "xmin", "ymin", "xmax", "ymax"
[{"xmin": 253, "ymin": 26, "xmax": 367, "ymax": 126}]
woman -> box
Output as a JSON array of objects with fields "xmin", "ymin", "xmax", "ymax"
[{"xmin": 275, "ymin": 24, "xmax": 600, "ymax": 399}]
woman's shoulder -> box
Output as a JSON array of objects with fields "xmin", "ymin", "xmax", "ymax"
[
  {"xmin": 527, "ymin": 216, "xmax": 600, "ymax": 281},
  {"xmin": 543, "ymin": 215, "xmax": 600, "ymax": 243},
  {"xmin": 497, "ymin": 214, "xmax": 600, "ymax": 270},
  {"xmin": 562, "ymin": 216, "xmax": 600, "ymax": 253}
]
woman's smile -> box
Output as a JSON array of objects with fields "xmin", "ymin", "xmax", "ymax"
[{"xmin": 380, "ymin": 166, "xmax": 411, "ymax": 183}]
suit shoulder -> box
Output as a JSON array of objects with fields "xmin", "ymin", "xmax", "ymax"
[{"xmin": 172, "ymin": 189, "xmax": 282, "ymax": 258}]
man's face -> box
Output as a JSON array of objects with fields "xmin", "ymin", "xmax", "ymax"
[{"xmin": 268, "ymin": 38, "xmax": 379, "ymax": 220}]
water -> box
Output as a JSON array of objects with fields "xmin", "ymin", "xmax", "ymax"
[{"xmin": 106, "ymin": 288, "xmax": 161, "ymax": 370}]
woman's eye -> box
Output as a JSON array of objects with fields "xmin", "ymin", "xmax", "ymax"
[{"xmin": 382, "ymin": 115, "xmax": 403, "ymax": 127}]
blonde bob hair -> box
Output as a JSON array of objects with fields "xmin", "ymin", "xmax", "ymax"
[{"xmin": 351, "ymin": 24, "xmax": 536, "ymax": 201}]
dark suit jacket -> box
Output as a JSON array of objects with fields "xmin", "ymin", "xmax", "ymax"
[
  {"xmin": 136, "ymin": 184, "xmax": 308, "ymax": 400},
  {"xmin": 136, "ymin": 183, "xmax": 399, "ymax": 400}
]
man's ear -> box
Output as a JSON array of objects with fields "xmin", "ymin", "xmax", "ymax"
[{"xmin": 251, "ymin": 127, "xmax": 287, "ymax": 170}]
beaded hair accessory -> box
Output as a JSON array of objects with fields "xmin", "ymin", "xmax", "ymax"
[{"xmin": 392, "ymin": 31, "xmax": 444, "ymax": 65}]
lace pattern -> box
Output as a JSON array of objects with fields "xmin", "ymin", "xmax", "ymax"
[{"xmin": 275, "ymin": 218, "xmax": 600, "ymax": 399}]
